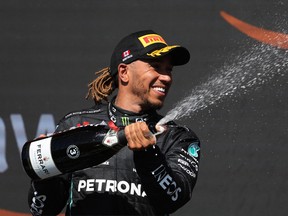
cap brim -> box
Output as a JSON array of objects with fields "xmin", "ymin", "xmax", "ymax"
[
  {"xmin": 168, "ymin": 46, "xmax": 190, "ymax": 66},
  {"xmin": 143, "ymin": 45, "xmax": 190, "ymax": 66}
]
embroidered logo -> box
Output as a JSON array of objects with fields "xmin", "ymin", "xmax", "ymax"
[
  {"xmin": 138, "ymin": 34, "xmax": 167, "ymax": 47},
  {"xmin": 187, "ymin": 142, "xmax": 200, "ymax": 158}
]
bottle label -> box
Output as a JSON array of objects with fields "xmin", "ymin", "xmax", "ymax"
[
  {"xmin": 29, "ymin": 137, "xmax": 62, "ymax": 179},
  {"xmin": 102, "ymin": 129, "xmax": 119, "ymax": 147}
]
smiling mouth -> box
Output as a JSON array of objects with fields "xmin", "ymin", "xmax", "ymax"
[{"xmin": 152, "ymin": 87, "xmax": 166, "ymax": 94}]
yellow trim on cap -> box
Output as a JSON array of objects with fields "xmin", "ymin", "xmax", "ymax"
[
  {"xmin": 138, "ymin": 34, "xmax": 167, "ymax": 47},
  {"xmin": 147, "ymin": 45, "xmax": 180, "ymax": 57}
]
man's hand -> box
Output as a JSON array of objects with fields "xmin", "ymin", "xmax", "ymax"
[{"xmin": 124, "ymin": 122, "xmax": 156, "ymax": 150}]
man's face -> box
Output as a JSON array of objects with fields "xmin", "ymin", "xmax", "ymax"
[{"xmin": 127, "ymin": 56, "xmax": 173, "ymax": 110}]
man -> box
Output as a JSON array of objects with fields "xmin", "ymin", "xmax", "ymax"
[{"xmin": 28, "ymin": 30, "xmax": 200, "ymax": 215}]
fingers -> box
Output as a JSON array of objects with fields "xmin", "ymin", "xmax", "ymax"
[
  {"xmin": 38, "ymin": 134, "xmax": 47, "ymax": 138},
  {"xmin": 33, "ymin": 134, "xmax": 47, "ymax": 140},
  {"xmin": 125, "ymin": 122, "xmax": 156, "ymax": 150},
  {"xmin": 154, "ymin": 124, "xmax": 167, "ymax": 136}
]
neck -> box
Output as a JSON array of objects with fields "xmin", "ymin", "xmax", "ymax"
[
  {"xmin": 108, "ymin": 98, "xmax": 159, "ymax": 127},
  {"xmin": 114, "ymin": 93, "xmax": 143, "ymax": 113}
]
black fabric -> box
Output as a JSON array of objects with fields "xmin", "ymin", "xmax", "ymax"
[{"xmin": 28, "ymin": 102, "xmax": 200, "ymax": 215}]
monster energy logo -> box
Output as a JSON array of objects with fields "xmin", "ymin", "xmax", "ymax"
[{"xmin": 121, "ymin": 117, "xmax": 130, "ymax": 126}]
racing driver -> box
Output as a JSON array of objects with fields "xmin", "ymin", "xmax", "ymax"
[{"xmin": 27, "ymin": 30, "xmax": 201, "ymax": 215}]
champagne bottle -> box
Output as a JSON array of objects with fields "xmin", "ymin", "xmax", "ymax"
[{"xmin": 21, "ymin": 124, "xmax": 127, "ymax": 180}]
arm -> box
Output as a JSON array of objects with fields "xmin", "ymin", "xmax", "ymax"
[
  {"xmin": 28, "ymin": 176, "xmax": 70, "ymax": 215},
  {"xmin": 128, "ymin": 123, "xmax": 200, "ymax": 213},
  {"xmin": 27, "ymin": 118, "xmax": 72, "ymax": 215}
]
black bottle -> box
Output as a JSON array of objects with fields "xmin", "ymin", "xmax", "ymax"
[{"xmin": 21, "ymin": 125, "xmax": 127, "ymax": 180}]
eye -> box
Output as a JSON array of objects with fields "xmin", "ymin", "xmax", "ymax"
[
  {"xmin": 149, "ymin": 62, "xmax": 161, "ymax": 70},
  {"xmin": 148, "ymin": 61, "xmax": 173, "ymax": 75},
  {"xmin": 166, "ymin": 66, "xmax": 173, "ymax": 73}
]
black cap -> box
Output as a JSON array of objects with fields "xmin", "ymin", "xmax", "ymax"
[{"xmin": 109, "ymin": 30, "xmax": 190, "ymax": 78}]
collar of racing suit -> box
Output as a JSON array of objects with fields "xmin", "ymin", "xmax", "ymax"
[{"xmin": 107, "ymin": 97, "xmax": 161, "ymax": 128}]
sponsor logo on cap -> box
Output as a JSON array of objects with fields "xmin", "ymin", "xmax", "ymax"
[
  {"xmin": 122, "ymin": 50, "xmax": 131, "ymax": 58},
  {"xmin": 122, "ymin": 50, "xmax": 133, "ymax": 62},
  {"xmin": 138, "ymin": 34, "xmax": 167, "ymax": 47},
  {"xmin": 147, "ymin": 45, "xmax": 179, "ymax": 57}
]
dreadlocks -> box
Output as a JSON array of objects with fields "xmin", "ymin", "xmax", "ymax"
[{"xmin": 86, "ymin": 67, "xmax": 115, "ymax": 104}]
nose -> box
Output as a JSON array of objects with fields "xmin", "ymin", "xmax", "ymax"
[{"xmin": 159, "ymin": 72, "xmax": 172, "ymax": 84}]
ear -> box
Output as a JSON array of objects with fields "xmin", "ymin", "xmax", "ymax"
[{"xmin": 118, "ymin": 63, "xmax": 129, "ymax": 83}]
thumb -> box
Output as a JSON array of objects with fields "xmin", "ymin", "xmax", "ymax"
[{"xmin": 154, "ymin": 124, "xmax": 167, "ymax": 136}]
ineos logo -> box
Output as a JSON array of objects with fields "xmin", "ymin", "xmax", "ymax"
[{"xmin": 67, "ymin": 145, "xmax": 80, "ymax": 159}]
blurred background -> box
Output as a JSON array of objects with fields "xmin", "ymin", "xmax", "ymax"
[{"xmin": 0, "ymin": 0, "xmax": 287, "ymax": 215}]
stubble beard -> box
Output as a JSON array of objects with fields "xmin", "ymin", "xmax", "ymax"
[{"xmin": 132, "ymin": 81, "xmax": 164, "ymax": 111}]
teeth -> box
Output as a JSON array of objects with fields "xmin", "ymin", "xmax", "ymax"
[{"xmin": 153, "ymin": 87, "xmax": 165, "ymax": 93}]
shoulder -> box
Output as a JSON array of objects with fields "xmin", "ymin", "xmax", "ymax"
[
  {"xmin": 157, "ymin": 121, "xmax": 201, "ymax": 158},
  {"xmin": 161, "ymin": 121, "xmax": 200, "ymax": 144},
  {"xmin": 62, "ymin": 103, "xmax": 107, "ymax": 119},
  {"xmin": 55, "ymin": 103, "xmax": 108, "ymax": 132}
]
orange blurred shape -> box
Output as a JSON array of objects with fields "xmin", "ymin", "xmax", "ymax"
[
  {"xmin": 0, "ymin": 209, "xmax": 64, "ymax": 216},
  {"xmin": 220, "ymin": 10, "xmax": 288, "ymax": 49}
]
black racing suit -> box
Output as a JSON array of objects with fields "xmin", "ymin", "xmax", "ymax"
[{"xmin": 28, "ymin": 101, "xmax": 200, "ymax": 215}]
